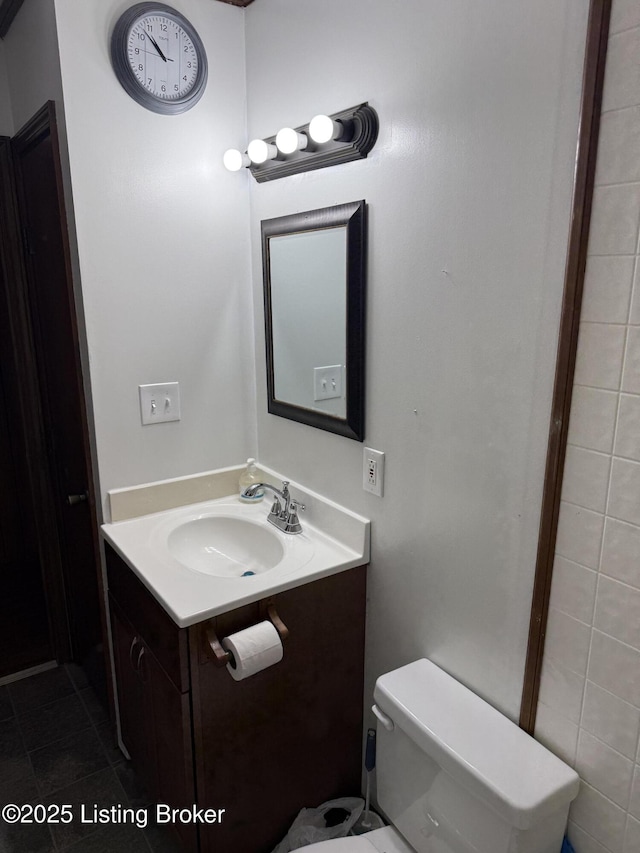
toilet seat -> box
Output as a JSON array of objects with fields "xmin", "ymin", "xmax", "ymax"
[{"xmin": 291, "ymin": 826, "xmax": 415, "ymax": 853}]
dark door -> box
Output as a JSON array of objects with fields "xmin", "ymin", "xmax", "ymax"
[
  {"xmin": 0, "ymin": 103, "xmax": 105, "ymax": 676},
  {"xmin": 0, "ymin": 257, "xmax": 53, "ymax": 675}
]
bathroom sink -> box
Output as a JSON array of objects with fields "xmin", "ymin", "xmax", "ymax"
[
  {"xmin": 167, "ymin": 516, "xmax": 284, "ymax": 577},
  {"xmin": 101, "ymin": 486, "xmax": 370, "ymax": 627}
]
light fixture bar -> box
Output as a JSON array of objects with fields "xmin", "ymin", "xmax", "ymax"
[{"xmin": 248, "ymin": 103, "xmax": 378, "ymax": 183}]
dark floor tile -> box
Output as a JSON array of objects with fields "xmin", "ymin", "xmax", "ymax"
[
  {"xmin": 62, "ymin": 821, "xmax": 150, "ymax": 853},
  {"xmin": 0, "ymin": 814, "xmax": 55, "ymax": 853},
  {"xmin": 0, "ymin": 687, "xmax": 13, "ymax": 721},
  {"xmin": 0, "ymin": 754, "xmax": 39, "ymax": 804},
  {"xmin": 78, "ymin": 689, "xmax": 109, "ymax": 726},
  {"xmin": 8, "ymin": 668, "xmax": 74, "ymax": 714},
  {"xmin": 18, "ymin": 694, "xmax": 92, "ymax": 752},
  {"xmin": 64, "ymin": 664, "xmax": 90, "ymax": 691},
  {"xmin": 43, "ymin": 766, "xmax": 131, "ymax": 849},
  {"xmin": 114, "ymin": 762, "xmax": 152, "ymax": 810},
  {"xmin": 0, "ymin": 719, "xmax": 24, "ymax": 760},
  {"xmin": 111, "ymin": 766, "xmax": 184, "ymax": 852},
  {"xmin": 30, "ymin": 728, "xmax": 109, "ymax": 797},
  {"xmin": 144, "ymin": 821, "xmax": 184, "ymax": 853},
  {"xmin": 94, "ymin": 721, "xmax": 124, "ymax": 766}
]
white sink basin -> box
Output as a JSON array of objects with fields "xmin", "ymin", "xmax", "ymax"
[{"xmin": 167, "ymin": 515, "xmax": 285, "ymax": 577}]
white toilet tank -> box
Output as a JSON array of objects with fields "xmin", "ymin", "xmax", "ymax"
[{"xmin": 373, "ymin": 660, "xmax": 579, "ymax": 853}]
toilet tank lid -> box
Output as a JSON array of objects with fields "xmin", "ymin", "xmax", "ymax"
[{"xmin": 373, "ymin": 659, "xmax": 580, "ymax": 830}]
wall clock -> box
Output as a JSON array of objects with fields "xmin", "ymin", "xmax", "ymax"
[{"xmin": 111, "ymin": 3, "xmax": 208, "ymax": 115}]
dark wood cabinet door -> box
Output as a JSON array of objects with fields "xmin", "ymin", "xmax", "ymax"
[
  {"xmin": 108, "ymin": 571, "xmax": 196, "ymax": 851},
  {"xmin": 145, "ymin": 644, "xmax": 197, "ymax": 852},
  {"xmin": 109, "ymin": 596, "xmax": 155, "ymax": 792}
]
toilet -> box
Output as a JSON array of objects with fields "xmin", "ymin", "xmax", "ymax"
[{"xmin": 296, "ymin": 659, "xmax": 579, "ymax": 853}]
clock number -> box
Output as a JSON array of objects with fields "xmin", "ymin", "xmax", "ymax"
[
  {"xmin": 184, "ymin": 45, "xmax": 189, "ymax": 52},
  {"xmin": 138, "ymin": 64, "xmax": 143, "ymax": 71},
  {"xmin": 174, "ymin": 85, "xmax": 179, "ymax": 91},
  {"xmin": 135, "ymin": 47, "xmax": 140, "ymax": 54},
  {"xmin": 146, "ymin": 24, "xmax": 153, "ymax": 32},
  {"xmin": 160, "ymin": 23, "xmax": 167, "ymax": 31},
  {"xmin": 161, "ymin": 84, "xmax": 166, "ymax": 92},
  {"xmin": 183, "ymin": 75, "xmax": 187, "ymax": 82},
  {"xmin": 137, "ymin": 32, "xmax": 145, "ymax": 40},
  {"xmin": 148, "ymin": 78, "xmax": 152, "ymax": 85}
]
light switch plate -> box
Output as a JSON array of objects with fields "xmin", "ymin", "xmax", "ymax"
[
  {"xmin": 139, "ymin": 382, "xmax": 181, "ymax": 425},
  {"xmin": 314, "ymin": 365, "xmax": 343, "ymax": 401}
]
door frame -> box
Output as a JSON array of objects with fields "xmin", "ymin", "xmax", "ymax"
[{"xmin": 519, "ymin": 0, "xmax": 612, "ymax": 732}]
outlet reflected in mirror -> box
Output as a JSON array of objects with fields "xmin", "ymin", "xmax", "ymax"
[{"xmin": 261, "ymin": 201, "xmax": 366, "ymax": 441}]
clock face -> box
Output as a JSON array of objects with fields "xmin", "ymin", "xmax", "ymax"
[{"xmin": 111, "ymin": 3, "xmax": 208, "ymax": 115}]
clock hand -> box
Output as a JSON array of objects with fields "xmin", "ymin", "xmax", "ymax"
[
  {"xmin": 138, "ymin": 47, "xmax": 174, "ymax": 61},
  {"xmin": 146, "ymin": 32, "xmax": 168, "ymax": 62}
]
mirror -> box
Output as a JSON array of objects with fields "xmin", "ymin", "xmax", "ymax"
[{"xmin": 261, "ymin": 200, "xmax": 366, "ymax": 441}]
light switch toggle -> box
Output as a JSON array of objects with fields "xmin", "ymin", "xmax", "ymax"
[
  {"xmin": 139, "ymin": 382, "xmax": 181, "ymax": 425},
  {"xmin": 314, "ymin": 365, "xmax": 343, "ymax": 401}
]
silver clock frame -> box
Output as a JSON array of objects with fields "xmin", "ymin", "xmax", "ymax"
[{"xmin": 111, "ymin": 2, "xmax": 208, "ymax": 115}]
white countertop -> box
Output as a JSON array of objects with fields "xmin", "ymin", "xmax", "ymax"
[{"xmin": 101, "ymin": 491, "xmax": 370, "ymax": 628}]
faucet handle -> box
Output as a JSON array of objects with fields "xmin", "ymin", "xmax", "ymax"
[
  {"xmin": 285, "ymin": 500, "xmax": 305, "ymax": 534},
  {"xmin": 270, "ymin": 496, "xmax": 282, "ymax": 516},
  {"xmin": 287, "ymin": 500, "xmax": 305, "ymax": 521}
]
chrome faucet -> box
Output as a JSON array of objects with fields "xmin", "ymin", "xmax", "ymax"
[{"xmin": 242, "ymin": 480, "xmax": 305, "ymax": 535}]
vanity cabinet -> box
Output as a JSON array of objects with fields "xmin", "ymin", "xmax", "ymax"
[{"xmin": 105, "ymin": 543, "xmax": 367, "ymax": 853}]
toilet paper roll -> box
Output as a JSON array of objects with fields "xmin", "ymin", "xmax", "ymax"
[{"xmin": 222, "ymin": 620, "xmax": 283, "ymax": 681}]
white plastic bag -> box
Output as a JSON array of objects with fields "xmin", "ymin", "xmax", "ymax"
[{"xmin": 272, "ymin": 797, "xmax": 365, "ymax": 852}]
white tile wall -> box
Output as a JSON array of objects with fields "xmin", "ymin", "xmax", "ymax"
[{"xmin": 535, "ymin": 5, "xmax": 640, "ymax": 851}]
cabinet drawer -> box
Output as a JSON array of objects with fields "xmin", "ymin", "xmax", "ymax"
[{"xmin": 105, "ymin": 543, "xmax": 190, "ymax": 693}]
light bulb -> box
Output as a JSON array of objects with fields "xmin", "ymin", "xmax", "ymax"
[
  {"xmin": 247, "ymin": 139, "xmax": 278, "ymax": 164},
  {"xmin": 223, "ymin": 149, "xmax": 250, "ymax": 171},
  {"xmin": 275, "ymin": 127, "xmax": 308, "ymax": 154},
  {"xmin": 308, "ymin": 114, "xmax": 338, "ymax": 144}
]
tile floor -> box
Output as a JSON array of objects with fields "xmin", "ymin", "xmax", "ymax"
[{"xmin": 0, "ymin": 665, "xmax": 181, "ymax": 852}]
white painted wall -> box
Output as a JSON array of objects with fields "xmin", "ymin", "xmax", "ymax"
[
  {"xmin": 53, "ymin": 0, "xmax": 255, "ymax": 519},
  {"xmin": 245, "ymin": 0, "xmax": 590, "ymax": 718},
  {"xmin": 0, "ymin": 41, "xmax": 13, "ymax": 136},
  {"xmin": 2, "ymin": 0, "xmax": 63, "ymax": 133}
]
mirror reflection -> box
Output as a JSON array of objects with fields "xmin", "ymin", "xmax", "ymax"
[{"xmin": 270, "ymin": 227, "xmax": 347, "ymax": 418}]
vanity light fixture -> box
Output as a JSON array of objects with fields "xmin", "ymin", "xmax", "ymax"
[
  {"xmin": 275, "ymin": 127, "xmax": 308, "ymax": 154},
  {"xmin": 223, "ymin": 148, "xmax": 250, "ymax": 171},
  {"xmin": 222, "ymin": 102, "xmax": 379, "ymax": 182},
  {"xmin": 308, "ymin": 114, "xmax": 351, "ymax": 144},
  {"xmin": 247, "ymin": 139, "xmax": 279, "ymax": 164}
]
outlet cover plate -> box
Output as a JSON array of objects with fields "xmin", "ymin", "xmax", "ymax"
[
  {"xmin": 363, "ymin": 447, "xmax": 385, "ymax": 497},
  {"xmin": 139, "ymin": 382, "xmax": 181, "ymax": 425}
]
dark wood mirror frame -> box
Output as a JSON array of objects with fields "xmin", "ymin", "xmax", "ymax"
[{"xmin": 261, "ymin": 200, "xmax": 366, "ymax": 441}]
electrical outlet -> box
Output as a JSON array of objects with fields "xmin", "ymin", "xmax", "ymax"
[
  {"xmin": 139, "ymin": 382, "xmax": 181, "ymax": 425},
  {"xmin": 363, "ymin": 447, "xmax": 385, "ymax": 497}
]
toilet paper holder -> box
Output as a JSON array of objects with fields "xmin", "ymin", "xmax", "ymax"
[{"xmin": 205, "ymin": 599, "xmax": 290, "ymax": 668}]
